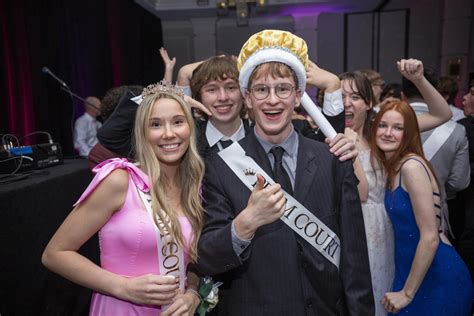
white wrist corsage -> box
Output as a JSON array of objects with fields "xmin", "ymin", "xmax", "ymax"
[{"xmin": 196, "ymin": 277, "xmax": 223, "ymax": 316}]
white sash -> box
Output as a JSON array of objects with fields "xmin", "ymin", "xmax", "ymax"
[
  {"xmin": 218, "ymin": 143, "xmax": 341, "ymax": 268},
  {"xmin": 137, "ymin": 189, "xmax": 186, "ymax": 311},
  {"xmin": 410, "ymin": 102, "xmax": 456, "ymax": 161},
  {"xmin": 423, "ymin": 121, "xmax": 456, "ymax": 161}
]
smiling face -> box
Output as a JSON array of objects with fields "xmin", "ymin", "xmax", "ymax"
[
  {"xmin": 147, "ymin": 98, "xmax": 191, "ymax": 168},
  {"xmin": 199, "ymin": 77, "xmax": 243, "ymax": 126},
  {"xmin": 245, "ymin": 64, "xmax": 300, "ymax": 144},
  {"xmin": 342, "ymin": 79, "xmax": 372, "ymax": 134},
  {"xmin": 375, "ymin": 110, "xmax": 405, "ymax": 159}
]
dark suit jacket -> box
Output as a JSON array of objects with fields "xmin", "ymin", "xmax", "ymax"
[
  {"xmin": 197, "ymin": 130, "xmax": 374, "ymax": 316},
  {"xmin": 97, "ymin": 91, "xmax": 138, "ymax": 158}
]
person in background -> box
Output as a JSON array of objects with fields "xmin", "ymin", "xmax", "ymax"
[
  {"xmin": 88, "ymin": 86, "xmax": 143, "ymax": 169},
  {"xmin": 100, "ymin": 86, "xmax": 144, "ymax": 123},
  {"xmin": 372, "ymin": 99, "xmax": 472, "ymax": 315},
  {"xmin": 42, "ymin": 82, "xmax": 204, "ymax": 316},
  {"xmin": 380, "ymin": 83, "xmax": 402, "ymax": 103},
  {"xmin": 451, "ymin": 81, "xmax": 474, "ymax": 304},
  {"xmin": 402, "ymin": 66, "xmax": 470, "ymax": 236},
  {"xmin": 341, "ymin": 59, "xmax": 452, "ymax": 316},
  {"xmin": 437, "ymin": 76, "xmax": 465, "ymax": 122},
  {"xmin": 74, "ymin": 96, "xmax": 102, "ymax": 157},
  {"xmin": 360, "ymin": 68, "xmax": 385, "ymax": 104}
]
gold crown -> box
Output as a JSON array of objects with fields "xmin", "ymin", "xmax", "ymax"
[
  {"xmin": 141, "ymin": 80, "xmax": 185, "ymax": 99},
  {"xmin": 237, "ymin": 29, "xmax": 309, "ymax": 71},
  {"xmin": 244, "ymin": 168, "xmax": 256, "ymax": 176}
]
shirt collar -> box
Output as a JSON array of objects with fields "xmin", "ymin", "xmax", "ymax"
[
  {"xmin": 206, "ymin": 119, "xmax": 245, "ymax": 147},
  {"xmin": 254, "ymin": 126, "xmax": 299, "ymax": 158},
  {"xmin": 83, "ymin": 112, "xmax": 95, "ymax": 120}
]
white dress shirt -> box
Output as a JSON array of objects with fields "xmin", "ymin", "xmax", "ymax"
[{"xmin": 74, "ymin": 112, "xmax": 102, "ymax": 156}]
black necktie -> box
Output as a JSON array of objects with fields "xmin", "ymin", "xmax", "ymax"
[
  {"xmin": 219, "ymin": 139, "xmax": 233, "ymax": 149},
  {"xmin": 270, "ymin": 146, "xmax": 293, "ymax": 194},
  {"xmin": 209, "ymin": 139, "xmax": 233, "ymax": 154}
]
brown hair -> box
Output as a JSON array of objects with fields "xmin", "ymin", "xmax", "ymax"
[
  {"xmin": 248, "ymin": 62, "xmax": 299, "ymax": 89},
  {"xmin": 437, "ymin": 76, "xmax": 458, "ymax": 105},
  {"xmin": 359, "ymin": 69, "xmax": 384, "ymax": 86},
  {"xmin": 190, "ymin": 55, "xmax": 240, "ymax": 102},
  {"xmin": 370, "ymin": 100, "xmax": 438, "ymax": 189},
  {"xmin": 339, "ymin": 71, "xmax": 376, "ymax": 141}
]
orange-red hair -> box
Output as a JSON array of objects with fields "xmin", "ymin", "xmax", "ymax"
[{"xmin": 370, "ymin": 100, "xmax": 437, "ymax": 189}]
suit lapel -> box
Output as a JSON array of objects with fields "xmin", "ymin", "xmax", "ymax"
[
  {"xmin": 241, "ymin": 130, "xmax": 274, "ymax": 178},
  {"xmin": 294, "ymin": 135, "xmax": 319, "ymax": 202},
  {"xmin": 196, "ymin": 121, "xmax": 211, "ymax": 158}
]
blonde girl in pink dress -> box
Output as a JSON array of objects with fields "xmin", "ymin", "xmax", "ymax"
[{"xmin": 42, "ymin": 82, "xmax": 205, "ymax": 316}]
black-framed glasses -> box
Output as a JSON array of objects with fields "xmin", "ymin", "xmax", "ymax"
[{"xmin": 249, "ymin": 83, "xmax": 295, "ymax": 100}]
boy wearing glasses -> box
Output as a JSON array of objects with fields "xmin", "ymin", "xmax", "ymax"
[
  {"xmin": 197, "ymin": 30, "xmax": 374, "ymax": 315},
  {"xmin": 178, "ymin": 55, "xmax": 352, "ymax": 159}
]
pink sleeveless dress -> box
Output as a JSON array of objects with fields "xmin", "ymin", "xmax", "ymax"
[{"xmin": 74, "ymin": 158, "xmax": 193, "ymax": 316}]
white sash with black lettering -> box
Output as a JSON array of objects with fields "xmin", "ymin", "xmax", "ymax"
[
  {"xmin": 219, "ymin": 142, "xmax": 341, "ymax": 268},
  {"xmin": 137, "ymin": 189, "xmax": 185, "ymax": 311}
]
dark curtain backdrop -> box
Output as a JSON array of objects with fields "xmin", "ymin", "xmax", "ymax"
[{"xmin": 0, "ymin": 0, "xmax": 164, "ymax": 155}]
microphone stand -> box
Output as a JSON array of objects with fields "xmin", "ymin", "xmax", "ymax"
[
  {"xmin": 41, "ymin": 67, "xmax": 100, "ymax": 111},
  {"xmin": 42, "ymin": 67, "xmax": 99, "ymax": 158},
  {"xmin": 60, "ymin": 87, "xmax": 101, "ymax": 111}
]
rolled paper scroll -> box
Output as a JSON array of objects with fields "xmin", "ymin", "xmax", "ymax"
[{"xmin": 301, "ymin": 92, "xmax": 337, "ymax": 139}]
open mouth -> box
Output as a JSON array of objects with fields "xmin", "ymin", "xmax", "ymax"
[
  {"xmin": 263, "ymin": 109, "xmax": 283, "ymax": 120},
  {"xmin": 345, "ymin": 112, "xmax": 354, "ymax": 125}
]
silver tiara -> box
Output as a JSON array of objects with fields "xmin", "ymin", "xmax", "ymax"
[{"xmin": 141, "ymin": 80, "xmax": 184, "ymax": 99}]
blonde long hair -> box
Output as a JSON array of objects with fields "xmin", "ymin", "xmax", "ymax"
[{"xmin": 133, "ymin": 91, "xmax": 205, "ymax": 262}]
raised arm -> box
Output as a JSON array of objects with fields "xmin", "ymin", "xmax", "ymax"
[
  {"xmin": 306, "ymin": 60, "xmax": 353, "ymax": 158},
  {"xmin": 306, "ymin": 60, "xmax": 340, "ymax": 93},
  {"xmin": 397, "ymin": 59, "xmax": 452, "ymax": 131},
  {"xmin": 177, "ymin": 60, "xmax": 205, "ymax": 87},
  {"xmin": 159, "ymin": 47, "xmax": 176, "ymax": 83},
  {"xmin": 306, "ymin": 60, "xmax": 343, "ymax": 117}
]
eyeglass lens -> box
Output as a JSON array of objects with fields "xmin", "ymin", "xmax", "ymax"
[{"xmin": 251, "ymin": 83, "xmax": 294, "ymax": 100}]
